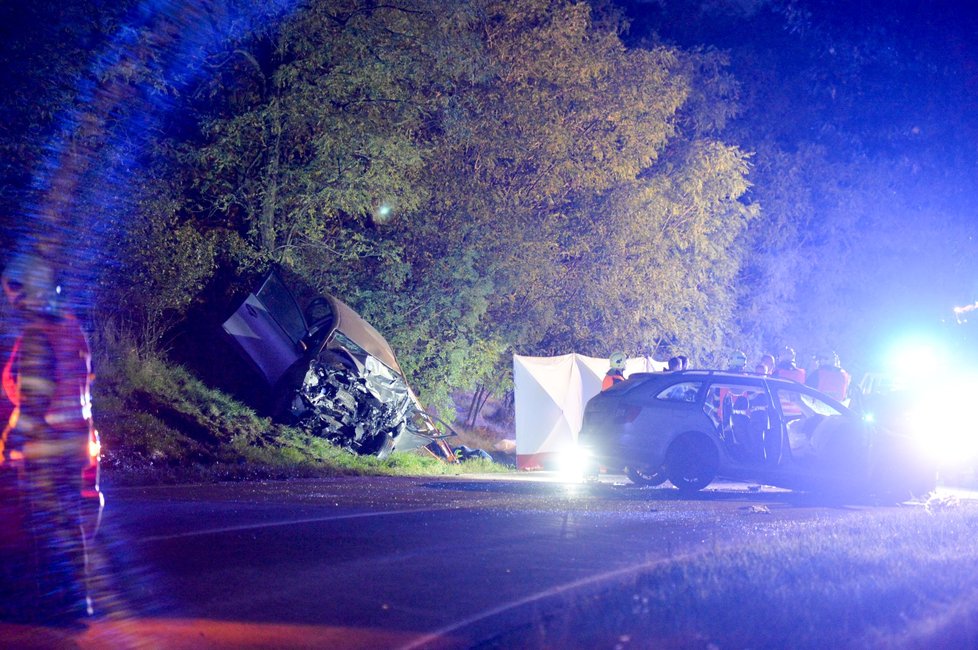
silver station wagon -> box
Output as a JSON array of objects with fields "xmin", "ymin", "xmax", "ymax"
[{"xmin": 579, "ymin": 369, "xmax": 936, "ymax": 499}]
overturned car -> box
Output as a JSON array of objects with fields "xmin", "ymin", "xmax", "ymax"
[{"xmin": 220, "ymin": 268, "xmax": 453, "ymax": 458}]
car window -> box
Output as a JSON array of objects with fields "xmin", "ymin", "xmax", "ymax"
[
  {"xmin": 704, "ymin": 383, "xmax": 768, "ymax": 427},
  {"xmin": 256, "ymin": 272, "xmax": 308, "ymax": 345},
  {"xmin": 333, "ymin": 332, "xmax": 367, "ymax": 359},
  {"xmin": 801, "ymin": 392, "xmax": 844, "ymax": 416},
  {"xmin": 776, "ymin": 387, "xmax": 852, "ymax": 460},
  {"xmin": 656, "ymin": 381, "xmax": 701, "ymax": 403},
  {"xmin": 777, "ymin": 389, "xmax": 844, "ymax": 417}
]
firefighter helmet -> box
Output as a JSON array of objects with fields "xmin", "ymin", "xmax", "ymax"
[
  {"xmin": 609, "ymin": 351, "xmax": 626, "ymax": 370},
  {"xmin": 730, "ymin": 350, "xmax": 748, "ymax": 369}
]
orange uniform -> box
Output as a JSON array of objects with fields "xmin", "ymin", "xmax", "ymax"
[
  {"xmin": 602, "ymin": 369, "xmax": 625, "ymax": 391},
  {"xmin": 808, "ymin": 366, "xmax": 850, "ymax": 402}
]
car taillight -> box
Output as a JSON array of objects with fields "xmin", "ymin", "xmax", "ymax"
[{"xmin": 620, "ymin": 406, "xmax": 642, "ymax": 423}]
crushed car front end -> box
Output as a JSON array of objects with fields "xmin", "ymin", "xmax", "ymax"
[{"xmin": 222, "ymin": 268, "xmax": 454, "ymax": 459}]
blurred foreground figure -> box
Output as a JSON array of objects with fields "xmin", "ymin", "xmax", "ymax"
[{"xmin": 0, "ymin": 253, "xmax": 94, "ymax": 624}]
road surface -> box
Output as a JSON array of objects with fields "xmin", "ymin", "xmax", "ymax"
[{"xmin": 3, "ymin": 473, "xmax": 971, "ymax": 648}]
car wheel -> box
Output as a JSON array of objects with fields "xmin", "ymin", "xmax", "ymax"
[
  {"xmin": 666, "ymin": 434, "xmax": 718, "ymax": 493},
  {"xmin": 367, "ymin": 431, "xmax": 397, "ymax": 460},
  {"xmin": 626, "ymin": 465, "xmax": 667, "ymax": 487}
]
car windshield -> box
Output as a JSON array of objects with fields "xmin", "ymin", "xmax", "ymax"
[{"xmin": 333, "ymin": 331, "xmax": 367, "ymax": 360}]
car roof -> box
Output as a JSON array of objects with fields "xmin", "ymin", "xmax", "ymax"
[
  {"xmin": 616, "ymin": 369, "xmax": 809, "ymax": 395},
  {"xmin": 617, "ymin": 369, "xmax": 851, "ymax": 411},
  {"xmin": 627, "ymin": 369, "xmax": 784, "ymax": 383}
]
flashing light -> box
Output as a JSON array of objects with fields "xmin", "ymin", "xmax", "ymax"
[
  {"xmin": 883, "ymin": 336, "xmax": 948, "ymax": 385},
  {"xmin": 954, "ymin": 301, "xmax": 978, "ymax": 324},
  {"xmin": 903, "ymin": 375, "xmax": 978, "ymax": 466},
  {"xmin": 89, "ymin": 437, "xmax": 101, "ymax": 460}
]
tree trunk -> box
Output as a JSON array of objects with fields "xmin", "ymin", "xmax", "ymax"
[
  {"xmin": 260, "ymin": 109, "xmax": 281, "ymax": 258},
  {"xmin": 465, "ymin": 383, "xmax": 487, "ymax": 428}
]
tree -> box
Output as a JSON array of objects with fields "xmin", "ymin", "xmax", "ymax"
[{"xmin": 72, "ymin": 0, "xmax": 754, "ymax": 415}]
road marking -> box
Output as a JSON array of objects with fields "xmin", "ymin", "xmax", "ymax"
[
  {"xmin": 141, "ymin": 508, "xmax": 445, "ymax": 542},
  {"xmin": 399, "ymin": 555, "xmax": 682, "ymax": 650}
]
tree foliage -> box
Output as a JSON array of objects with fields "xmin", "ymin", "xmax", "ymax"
[
  {"xmin": 120, "ymin": 0, "xmax": 751, "ymax": 411},
  {"xmin": 619, "ymin": 0, "xmax": 978, "ymax": 373},
  {"xmin": 3, "ymin": 0, "xmax": 754, "ymax": 415}
]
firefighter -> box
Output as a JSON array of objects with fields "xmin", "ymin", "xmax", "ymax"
[
  {"xmin": 1, "ymin": 252, "xmax": 94, "ymax": 623},
  {"xmin": 755, "ymin": 353, "xmax": 775, "ymax": 376},
  {"xmin": 773, "ymin": 346, "xmax": 806, "ymax": 383},
  {"xmin": 807, "ymin": 351, "xmax": 851, "ymax": 402},
  {"xmin": 727, "ymin": 350, "xmax": 748, "ymax": 373},
  {"xmin": 602, "ymin": 351, "xmax": 627, "ymax": 390}
]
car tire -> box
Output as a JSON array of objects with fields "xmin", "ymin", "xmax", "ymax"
[
  {"xmin": 626, "ymin": 465, "xmax": 667, "ymax": 487},
  {"xmin": 666, "ymin": 434, "xmax": 718, "ymax": 493},
  {"xmin": 370, "ymin": 431, "xmax": 396, "ymax": 460}
]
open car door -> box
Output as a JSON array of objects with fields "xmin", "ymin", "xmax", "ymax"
[{"xmin": 221, "ymin": 271, "xmax": 308, "ymax": 388}]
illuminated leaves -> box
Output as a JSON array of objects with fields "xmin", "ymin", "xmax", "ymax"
[{"xmin": 93, "ymin": 0, "xmax": 753, "ymax": 408}]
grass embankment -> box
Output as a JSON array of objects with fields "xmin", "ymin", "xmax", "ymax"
[
  {"xmin": 520, "ymin": 501, "xmax": 978, "ymax": 649},
  {"xmin": 93, "ymin": 350, "xmax": 507, "ymax": 486}
]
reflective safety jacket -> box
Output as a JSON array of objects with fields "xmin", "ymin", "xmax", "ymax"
[
  {"xmin": 773, "ymin": 364, "xmax": 806, "ymax": 416},
  {"xmin": 807, "ymin": 367, "xmax": 851, "ymax": 402},
  {"xmin": 602, "ymin": 369, "xmax": 625, "ymax": 391},
  {"xmin": 773, "ymin": 364, "xmax": 806, "ymax": 384}
]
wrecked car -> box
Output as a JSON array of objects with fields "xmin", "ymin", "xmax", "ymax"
[
  {"xmin": 221, "ymin": 267, "xmax": 453, "ymax": 459},
  {"xmin": 579, "ymin": 369, "xmax": 936, "ymax": 499}
]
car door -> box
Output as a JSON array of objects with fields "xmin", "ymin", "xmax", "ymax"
[
  {"xmin": 222, "ymin": 271, "xmax": 309, "ymax": 387},
  {"xmin": 621, "ymin": 379, "xmax": 708, "ymax": 467},
  {"xmin": 772, "ymin": 384, "xmax": 869, "ymax": 477}
]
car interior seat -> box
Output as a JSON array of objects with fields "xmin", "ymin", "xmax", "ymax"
[
  {"xmin": 731, "ymin": 394, "xmax": 751, "ymax": 451},
  {"xmin": 749, "ymin": 393, "xmax": 774, "ymax": 463}
]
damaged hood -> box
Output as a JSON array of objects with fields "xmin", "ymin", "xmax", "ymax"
[
  {"xmin": 221, "ymin": 268, "xmax": 454, "ymax": 459},
  {"xmin": 324, "ymin": 296, "xmax": 403, "ymax": 376}
]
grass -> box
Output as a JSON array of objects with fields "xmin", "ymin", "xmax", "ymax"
[
  {"xmin": 92, "ymin": 346, "xmax": 511, "ymax": 486},
  {"xmin": 509, "ymin": 500, "xmax": 978, "ymax": 649}
]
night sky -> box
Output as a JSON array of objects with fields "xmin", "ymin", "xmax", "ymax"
[{"xmin": 617, "ymin": 0, "xmax": 978, "ymax": 159}]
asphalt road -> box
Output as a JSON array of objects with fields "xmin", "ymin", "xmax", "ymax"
[{"xmin": 4, "ymin": 473, "xmax": 973, "ymax": 648}]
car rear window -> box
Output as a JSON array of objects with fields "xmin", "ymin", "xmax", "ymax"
[{"xmin": 656, "ymin": 381, "xmax": 701, "ymax": 402}]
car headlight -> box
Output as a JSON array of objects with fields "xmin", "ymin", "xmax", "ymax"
[{"xmin": 558, "ymin": 445, "xmax": 594, "ymax": 482}]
